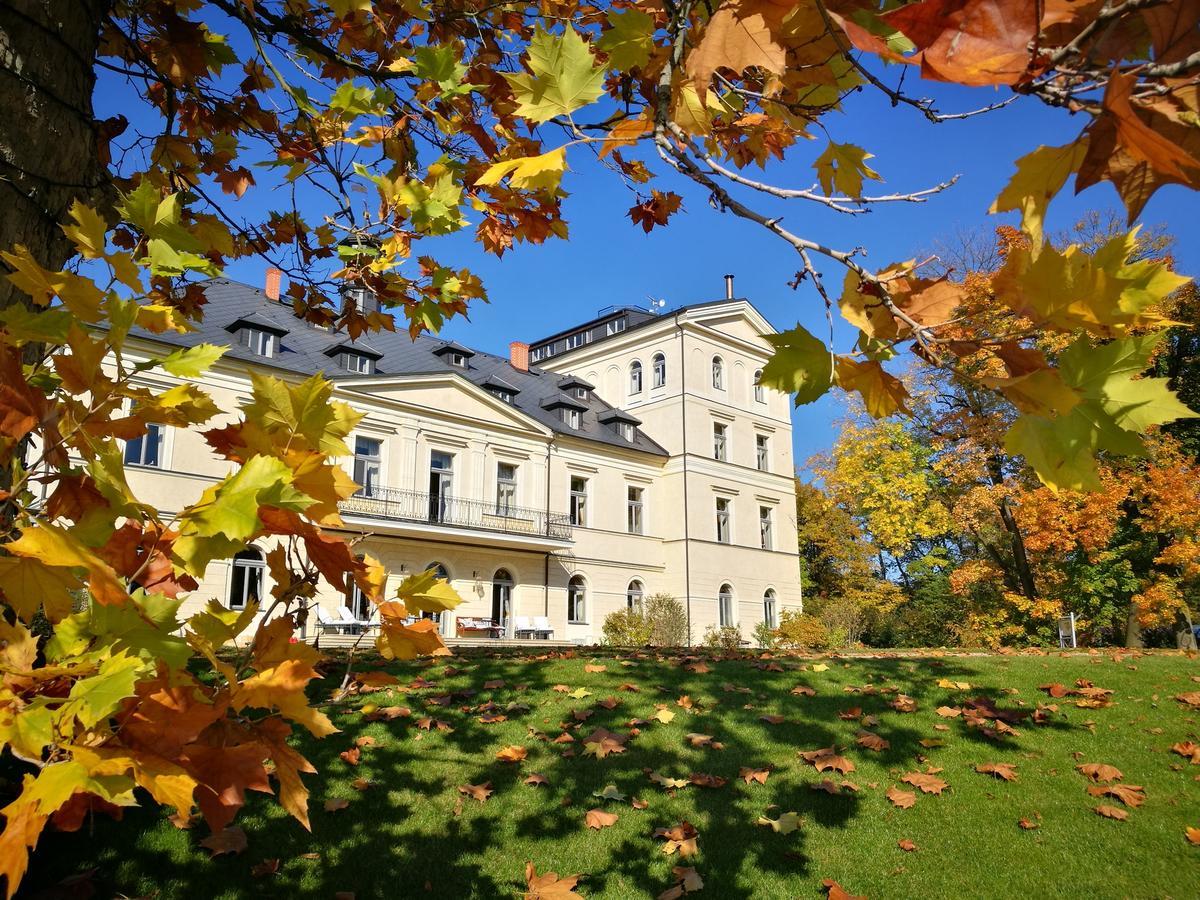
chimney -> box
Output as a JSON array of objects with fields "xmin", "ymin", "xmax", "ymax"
[
  {"xmin": 264, "ymin": 267, "xmax": 283, "ymax": 301},
  {"xmin": 509, "ymin": 341, "xmax": 529, "ymax": 372},
  {"xmin": 724, "ymin": 274, "xmax": 735, "ymax": 300}
]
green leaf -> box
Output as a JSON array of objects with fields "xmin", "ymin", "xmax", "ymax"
[
  {"xmin": 1005, "ymin": 411, "xmax": 1103, "ymax": 492},
  {"xmin": 328, "ymin": 82, "xmax": 395, "ymax": 117},
  {"xmin": 397, "ymin": 567, "xmax": 463, "ymax": 614},
  {"xmin": 760, "ymin": 324, "xmax": 834, "ymax": 406},
  {"xmin": 160, "ymin": 343, "xmax": 227, "ymax": 377},
  {"xmin": 182, "ymin": 454, "xmax": 309, "ymax": 542},
  {"xmin": 61, "ymin": 653, "xmax": 143, "ymax": 728},
  {"xmin": 812, "ymin": 142, "xmax": 882, "ymax": 198},
  {"xmin": 0, "ymin": 306, "xmax": 74, "ymax": 344},
  {"xmin": 596, "ymin": 8, "xmax": 655, "ymax": 70},
  {"xmin": 504, "ymin": 27, "xmax": 607, "ymax": 123},
  {"xmin": 395, "ymin": 174, "xmax": 466, "ymax": 236}
]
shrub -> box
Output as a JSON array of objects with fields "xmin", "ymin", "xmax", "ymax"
[
  {"xmin": 644, "ymin": 593, "xmax": 689, "ymax": 648},
  {"xmin": 601, "ymin": 607, "xmax": 654, "ymax": 647},
  {"xmin": 752, "ymin": 620, "xmax": 777, "ymax": 650},
  {"xmin": 774, "ymin": 609, "xmax": 830, "ymax": 650},
  {"xmin": 701, "ymin": 624, "xmax": 744, "ymax": 652}
]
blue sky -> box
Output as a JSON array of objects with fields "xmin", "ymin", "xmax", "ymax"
[{"xmin": 95, "ymin": 51, "xmax": 1198, "ymax": 475}]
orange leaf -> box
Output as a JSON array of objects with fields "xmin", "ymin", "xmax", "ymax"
[{"xmin": 585, "ymin": 808, "xmax": 618, "ymax": 829}]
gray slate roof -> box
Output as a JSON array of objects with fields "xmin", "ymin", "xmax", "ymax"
[{"xmin": 133, "ymin": 278, "xmax": 668, "ymax": 456}]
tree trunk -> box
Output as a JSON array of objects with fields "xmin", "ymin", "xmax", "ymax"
[
  {"xmin": 1175, "ymin": 607, "xmax": 1197, "ymax": 651},
  {"xmin": 0, "ymin": 0, "xmax": 111, "ymax": 311},
  {"xmin": 997, "ymin": 496, "xmax": 1038, "ymax": 599},
  {"xmin": 1124, "ymin": 606, "xmax": 1145, "ymax": 648}
]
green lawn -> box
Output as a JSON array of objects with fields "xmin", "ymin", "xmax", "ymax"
[{"xmin": 24, "ymin": 649, "xmax": 1200, "ymax": 899}]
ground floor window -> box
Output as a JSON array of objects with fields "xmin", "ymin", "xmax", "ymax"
[
  {"xmin": 492, "ymin": 569, "xmax": 513, "ymax": 627},
  {"xmin": 568, "ymin": 575, "xmax": 586, "ymax": 623},
  {"xmin": 718, "ymin": 583, "xmax": 734, "ymax": 627},
  {"xmin": 763, "ymin": 589, "xmax": 777, "ymax": 628},
  {"xmin": 229, "ymin": 548, "xmax": 263, "ymax": 610},
  {"xmin": 626, "ymin": 579, "xmax": 644, "ymax": 611}
]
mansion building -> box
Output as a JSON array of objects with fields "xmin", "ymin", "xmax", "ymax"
[{"xmin": 120, "ymin": 269, "xmax": 803, "ymax": 644}]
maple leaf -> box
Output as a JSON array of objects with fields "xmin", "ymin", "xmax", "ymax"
[
  {"xmin": 496, "ymin": 746, "xmax": 528, "ymax": 763},
  {"xmin": 658, "ymin": 866, "xmax": 704, "ymax": 900},
  {"xmin": 504, "ymin": 27, "xmax": 606, "ymax": 123},
  {"xmin": 585, "ymin": 808, "xmax": 618, "ymax": 829},
  {"xmin": 688, "ymin": 773, "xmax": 727, "ymax": 789},
  {"xmin": 200, "ymin": 826, "xmax": 247, "ymax": 857},
  {"xmin": 457, "ymin": 782, "xmax": 493, "ymax": 803},
  {"xmin": 394, "ymin": 567, "xmax": 462, "ymax": 615},
  {"xmin": 756, "ymin": 811, "xmax": 801, "ymax": 834},
  {"xmin": 883, "ymin": 0, "xmax": 1039, "ymax": 86},
  {"xmin": 653, "ymin": 707, "xmax": 676, "ymax": 725},
  {"xmin": 648, "ymin": 771, "xmax": 690, "ymax": 790},
  {"xmin": 855, "ymin": 731, "xmax": 890, "ymax": 752},
  {"xmin": 596, "ymin": 8, "xmax": 655, "ymax": 70},
  {"xmin": 936, "ymin": 706, "xmax": 962, "ymax": 718},
  {"xmin": 1094, "ymin": 804, "xmax": 1129, "ymax": 821},
  {"xmin": 1088, "ymin": 784, "xmax": 1145, "ymax": 808},
  {"xmin": 1170, "ymin": 741, "xmax": 1200, "ymax": 764},
  {"xmin": 685, "ymin": 3, "xmax": 786, "ymax": 99},
  {"xmin": 759, "ymin": 714, "xmax": 785, "ymax": 725},
  {"xmin": 685, "ymin": 733, "xmax": 714, "ymax": 748},
  {"xmin": 524, "ymin": 774, "xmax": 549, "ymax": 787},
  {"xmin": 581, "ymin": 727, "xmax": 627, "ymax": 758},
  {"xmin": 759, "ymin": 324, "xmax": 833, "ymax": 406},
  {"xmin": 886, "ymin": 786, "xmax": 916, "ymax": 809},
  {"xmin": 990, "ymin": 141, "xmax": 1089, "ymax": 245},
  {"xmin": 901, "ymin": 772, "xmax": 948, "ymax": 795},
  {"xmin": 813, "ymin": 142, "xmax": 882, "ymax": 198},
  {"xmin": 898, "ymin": 838, "xmax": 918, "ymax": 852},
  {"xmin": 791, "ymin": 684, "xmax": 816, "ymax": 697},
  {"xmin": 525, "ymin": 862, "xmax": 582, "ymax": 899},
  {"xmin": 822, "ymin": 879, "xmax": 866, "ymax": 900},
  {"xmin": 628, "ymin": 191, "xmax": 683, "ymax": 233},
  {"xmin": 592, "ymin": 784, "xmax": 626, "ymax": 802},
  {"xmin": 1076, "ymin": 763, "xmax": 1123, "ymax": 783},
  {"xmin": 739, "ymin": 767, "xmax": 770, "ymax": 784},
  {"xmin": 477, "ymin": 148, "xmax": 568, "ymax": 193},
  {"xmin": 339, "ymin": 748, "xmax": 361, "ymax": 767},
  {"xmin": 1187, "ymin": 827, "xmax": 1200, "ymax": 846},
  {"xmin": 975, "ymin": 763, "xmax": 1018, "ymax": 782},
  {"xmin": 654, "ymin": 821, "xmax": 700, "ymax": 856}
]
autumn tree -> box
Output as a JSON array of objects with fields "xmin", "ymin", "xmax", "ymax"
[{"xmin": 1, "ymin": 0, "xmax": 1199, "ymax": 894}]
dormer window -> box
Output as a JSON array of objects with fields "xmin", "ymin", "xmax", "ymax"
[
  {"xmin": 561, "ymin": 408, "xmax": 581, "ymax": 429},
  {"xmin": 225, "ymin": 316, "xmax": 288, "ymax": 359},
  {"xmin": 433, "ymin": 342, "xmax": 475, "ymax": 369},
  {"xmin": 575, "ymin": 387, "xmax": 588, "ymax": 401},
  {"xmin": 493, "ymin": 389, "xmax": 515, "ymax": 404},
  {"xmin": 557, "ymin": 375, "xmax": 594, "ymax": 403},
  {"xmin": 618, "ymin": 422, "xmax": 635, "ymax": 441},
  {"xmin": 606, "ymin": 318, "xmax": 626, "ymax": 336},
  {"xmin": 238, "ymin": 327, "xmax": 276, "ymax": 357},
  {"xmin": 598, "ymin": 409, "xmax": 640, "ymax": 443},
  {"xmin": 567, "ymin": 332, "xmax": 587, "ymax": 350},
  {"xmin": 339, "ymin": 352, "xmax": 374, "ymax": 375}
]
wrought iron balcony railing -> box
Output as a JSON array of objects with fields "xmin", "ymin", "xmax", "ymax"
[{"xmin": 339, "ymin": 486, "xmax": 573, "ymax": 541}]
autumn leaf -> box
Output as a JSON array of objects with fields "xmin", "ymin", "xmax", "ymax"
[
  {"xmin": 756, "ymin": 811, "xmax": 801, "ymax": 835},
  {"xmin": 505, "ymin": 27, "xmax": 606, "ymax": 123},
  {"xmin": 1094, "ymin": 804, "xmax": 1129, "ymax": 821},
  {"xmin": 457, "ymin": 783, "xmax": 493, "ymax": 803},
  {"xmin": 200, "ymin": 826, "xmax": 247, "ymax": 857},
  {"xmin": 1076, "ymin": 763, "xmax": 1123, "ymax": 783},
  {"xmin": 1088, "ymin": 784, "xmax": 1145, "ymax": 808},
  {"xmin": 525, "ymin": 861, "xmax": 582, "ymax": 899},
  {"xmin": 898, "ymin": 838, "xmax": 918, "ymax": 852},
  {"xmin": 596, "ymin": 7, "xmax": 655, "ymax": 70},
  {"xmin": 658, "ymin": 866, "xmax": 704, "ymax": 900},
  {"xmin": 585, "ymin": 808, "xmax": 618, "ymax": 829},
  {"xmin": 886, "ymin": 786, "xmax": 917, "ymax": 809},
  {"xmin": 813, "ymin": 142, "xmax": 882, "ymax": 198},
  {"xmin": 760, "ymin": 324, "xmax": 833, "ymax": 406},
  {"xmin": 739, "ymin": 767, "xmax": 770, "ymax": 784},
  {"xmin": 496, "ymin": 746, "xmax": 528, "ymax": 763},
  {"xmin": 628, "ymin": 191, "xmax": 683, "ymax": 233},
  {"xmin": 477, "ymin": 148, "xmax": 568, "ymax": 193},
  {"xmin": 856, "ymin": 731, "xmax": 890, "ymax": 752},
  {"xmin": 581, "ymin": 728, "xmax": 627, "ymax": 759},
  {"xmin": 524, "ymin": 774, "xmax": 550, "ymax": 787},
  {"xmin": 654, "ymin": 821, "xmax": 700, "ymax": 856},
  {"xmin": 685, "ymin": 4, "xmax": 786, "ymax": 99},
  {"xmin": 822, "ymin": 879, "xmax": 866, "ymax": 900},
  {"xmin": 990, "ymin": 141, "xmax": 1089, "ymax": 245},
  {"xmin": 975, "ymin": 763, "xmax": 1018, "ymax": 782},
  {"xmin": 901, "ymin": 772, "xmax": 948, "ymax": 795}
]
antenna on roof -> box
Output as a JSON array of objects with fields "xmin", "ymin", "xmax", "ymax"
[{"xmin": 646, "ymin": 296, "xmax": 667, "ymax": 314}]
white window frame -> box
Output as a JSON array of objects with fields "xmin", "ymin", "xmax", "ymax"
[
  {"xmin": 606, "ymin": 318, "xmax": 626, "ymax": 336},
  {"xmin": 567, "ymin": 332, "xmax": 586, "ymax": 350},
  {"xmin": 759, "ymin": 505, "xmax": 774, "ymax": 551},
  {"xmin": 124, "ymin": 422, "xmax": 166, "ymax": 468},
  {"xmin": 626, "ymin": 579, "xmax": 644, "ymax": 611},
  {"xmin": 238, "ymin": 327, "xmax": 276, "ymax": 358},
  {"xmin": 652, "ymin": 353, "xmax": 666, "ymax": 388},
  {"xmin": 447, "ymin": 351, "xmax": 467, "ymax": 367},
  {"xmin": 561, "ymin": 407, "xmax": 581, "ymax": 429},
  {"xmin": 569, "ymin": 476, "xmax": 588, "ymax": 526},
  {"xmin": 228, "ymin": 548, "xmax": 264, "ymax": 611},
  {"xmin": 712, "ymin": 356, "xmax": 725, "ymax": 391},
  {"xmin": 629, "ymin": 360, "xmax": 643, "ymax": 394},
  {"xmin": 715, "ymin": 497, "xmax": 731, "ymax": 544},
  {"xmin": 568, "ymin": 576, "xmax": 587, "ymax": 623},
  {"xmin": 340, "ymin": 352, "xmax": 374, "ymax": 374},
  {"xmin": 496, "ymin": 462, "xmax": 517, "ymax": 515},
  {"xmin": 353, "ymin": 435, "xmax": 382, "ymax": 497},
  {"xmin": 718, "ymin": 584, "xmax": 734, "ymax": 627},
  {"xmin": 713, "ymin": 422, "xmax": 728, "ymax": 461},
  {"xmin": 763, "ymin": 589, "xmax": 778, "ymax": 628},
  {"xmin": 754, "ymin": 370, "xmax": 765, "ymax": 403},
  {"xmin": 756, "ymin": 434, "xmax": 769, "ymax": 472},
  {"xmin": 627, "ymin": 486, "xmax": 644, "ymax": 535},
  {"xmin": 575, "ymin": 386, "xmax": 589, "ymax": 401}
]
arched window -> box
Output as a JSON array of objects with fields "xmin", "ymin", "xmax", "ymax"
[
  {"xmin": 718, "ymin": 583, "xmax": 734, "ymax": 627},
  {"xmin": 568, "ymin": 575, "xmax": 586, "ymax": 624},
  {"xmin": 712, "ymin": 356, "xmax": 725, "ymax": 390},
  {"xmin": 345, "ymin": 554, "xmax": 371, "ymax": 621},
  {"xmin": 626, "ymin": 579, "xmax": 644, "ymax": 611},
  {"xmin": 229, "ymin": 547, "xmax": 264, "ymax": 611},
  {"xmin": 629, "ymin": 360, "xmax": 643, "ymax": 394},
  {"xmin": 763, "ymin": 589, "xmax": 777, "ymax": 628},
  {"xmin": 652, "ymin": 353, "xmax": 666, "ymax": 388},
  {"xmin": 492, "ymin": 569, "xmax": 513, "ymax": 628},
  {"xmin": 753, "ymin": 370, "xmax": 765, "ymax": 403}
]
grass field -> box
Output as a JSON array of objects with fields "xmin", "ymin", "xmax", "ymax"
[{"xmin": 24, "ymin": 649, "xmax": 1200, "ymax": 899}]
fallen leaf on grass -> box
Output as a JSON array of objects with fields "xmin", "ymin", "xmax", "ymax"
[
  {"xmin": 886, "ymin": 786, "xmax": 916, "ymax": 809},
  {"xmin": 1187, "ymin": 827, "xmax": 1200, "ymax": 845},
  {"xmin": 584, "ymin": 664, "xmax": 607, "ymax": 673},
  {"xmin": 1088, "ymin": 784, "xmax": 1145, "ymax": 808},
  {"xmin": 658, "ymin": 866, "xmax": 704, "ymax": 900},
  {"xmin": 1176, "ymin": 691, "xmax": 1200, "ymax": 709},
  {"xmin": 354, "ymin": 736, "xmax": 377, "ymax": 748},
  {"xmin": 800, "ymin": 747, "xmax": 855, "ymax": 774},
  {"xmin": 975, "ymin": 763, "xmax": 1018, "ymax": 782},
  {"xmin": 897, "ymin": 838, "xmax": 918, "ymax": 852},
  {"xmin": 1018, "ymin": 817, "xmax": 1040, "ymax": 830},
  {"xmin": 648, "ymin": 771, "xmax": 690, "ymax": 789},
  {"xmin": 812, "ymin": 664, "xmax": 829, "ymax": 673},
  {"xmin": 1171, "ymin": 741, "xmax": 1200, "ymax": 764},
  {"xmin": 821, "ymin": 878, "xmax": 865, "ymax": 900},
  {"xmin": 200, "ymin": 826, "xmax": 247, "ymax": 857},
  {"xmin": 251, "ymin": 859, "xmax": 280, "ymax": 878},
  {"xmin": 593, "ymin": 784, "xmax": 626, "ymax": 801},
  {"xmin": 756, "ymin": 811, "xmax": 801, "ymax": 834},
  {"xmin": 1094, "ymin": 804, "xmax": 1129, "ymax": 821},
  {"xmin": 496, "ymin": 745, "xmax": 528, "ymax": 763},
  {"xmin": 686, "ymin": 733, "xmax": 714, "ymax": 748},
  {"xmin": 791, "ymin": 684, "xmax": 816, "ymax": 697},
  {"xmin": 938, "ymin": 679, "xmax": 971, "ymax": 690},
  {"xmin": 901, "ymin": 772, "xmax": 948, "ymax": 795},
  {"xmin": 739, "ymin": 766, "xmax": 770, "ymax": 784},
  {"xmin": 458, "ymin": 782, "xmax": 493, "ymax": 803},
  {"xmin": 759, "ymin": 714, "xmax": 785, "ymax": 725},
  {"xmin": 524, "ymin": 773, "xmax": 550, "ymax": 787},
  {"xmin": 653, "ymin": 707, "xmax": 676, "ymax": 724},
  {"xmin": 351, "ymin": 778, "xmax": 371, "ymax": 791},
  {"xmin": 935, "ymin": 706, "xmax": 961, "ymax": 718},
  {"xmin": 891, "ymin": 695, "xmax": 918, "ymax": 713},
  {"xmin": 1077, "ymin": 763, "xmax": 1123, "ymax": 783},
  {"xmin": 584, "ymin": 808, "xmax": 619, "ymax": 830},
  {"xmin": 688, "ymin": 773, "xmax": 726, "ymax": 789},
  {"xmin": 654, "ymin": 821, "xmax": 700, "ymax": 856},
  {"xmin": 838, "ymin": 707, "xmax": 862, "ymax": 720},
  {"xmin": 525, "ymin": 862, "xmax": 581, "ymax": 898},
  {"xmin": 483, "ymin": 679, "xmax": 505, "ymax": 690},
  {"xmin": 582, "ymin": 728, "xmax": 627, "ymax": 758},
  {"xmin": 856, "ymin": 731, "xmax": 889, "ymax": 752},
  {"xmin": 324, "ymin": 798, "xmax": 350, "ymax": 813},
  {"xmin": 339, "ymin": 747, "xmax": 361, "ymax": 766}
]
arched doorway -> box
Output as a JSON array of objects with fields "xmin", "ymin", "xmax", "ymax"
[{"xmin": 492, "ymin": 569, "xmax": 513, "ymax": 635}]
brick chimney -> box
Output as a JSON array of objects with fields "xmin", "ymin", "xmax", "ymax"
[
  {"xmin": 264, "ymin": 267, "xmax": 282, "ymax": 301},
  {"xmin": 509, "ymin": 341, "xmax": 529, "ymax": 372}
]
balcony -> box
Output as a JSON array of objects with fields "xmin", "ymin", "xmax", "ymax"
[{"xmin": 339, "ymin": 486, "xmax": 573, "ymax": 543}]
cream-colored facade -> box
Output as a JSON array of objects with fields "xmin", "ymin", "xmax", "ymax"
[{"xmin": 118, "ymin": 277, "xmax": 802, "ymax": 645}]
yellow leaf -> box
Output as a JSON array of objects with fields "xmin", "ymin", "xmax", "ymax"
[
  {"xmin": 0, "ymin": 555, "xmax": 79, "ymax": 623},
  {"xmin": 395, "ymin": 567, "xmax": 462, "ymax": 614},
  {"xmin": 476, "ymin": 147, "xmax": 567, "ymax": 192},
  {"xmin": 375, "ymin": 602, "xmax": 450, "ymax": 660},
  {"xmin": 3, "ymin": 523, "xmax": 126, "ymax": 607},
  {"xmin": 990, "ymin": 141, "xmax": 1088, "ymax": 246},
  {"xmin": 61, "ymin": 201, "xmax": 109, "ymax": 260}
]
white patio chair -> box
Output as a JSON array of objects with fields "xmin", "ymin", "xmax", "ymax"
[
  {"xmin": 314, "ymin": 605, "xmax": 346, "ymax": 634},
  {"xmin": 513, "ymin": 616, "xmax": 534, "ymax": 639},
  {"xmin": 337, "ymin": 606, "xmax": 367, "ymax": 634},
  {"xmin": 532, "ymin": 616, "xmax": 553, "ymax": 640}
]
